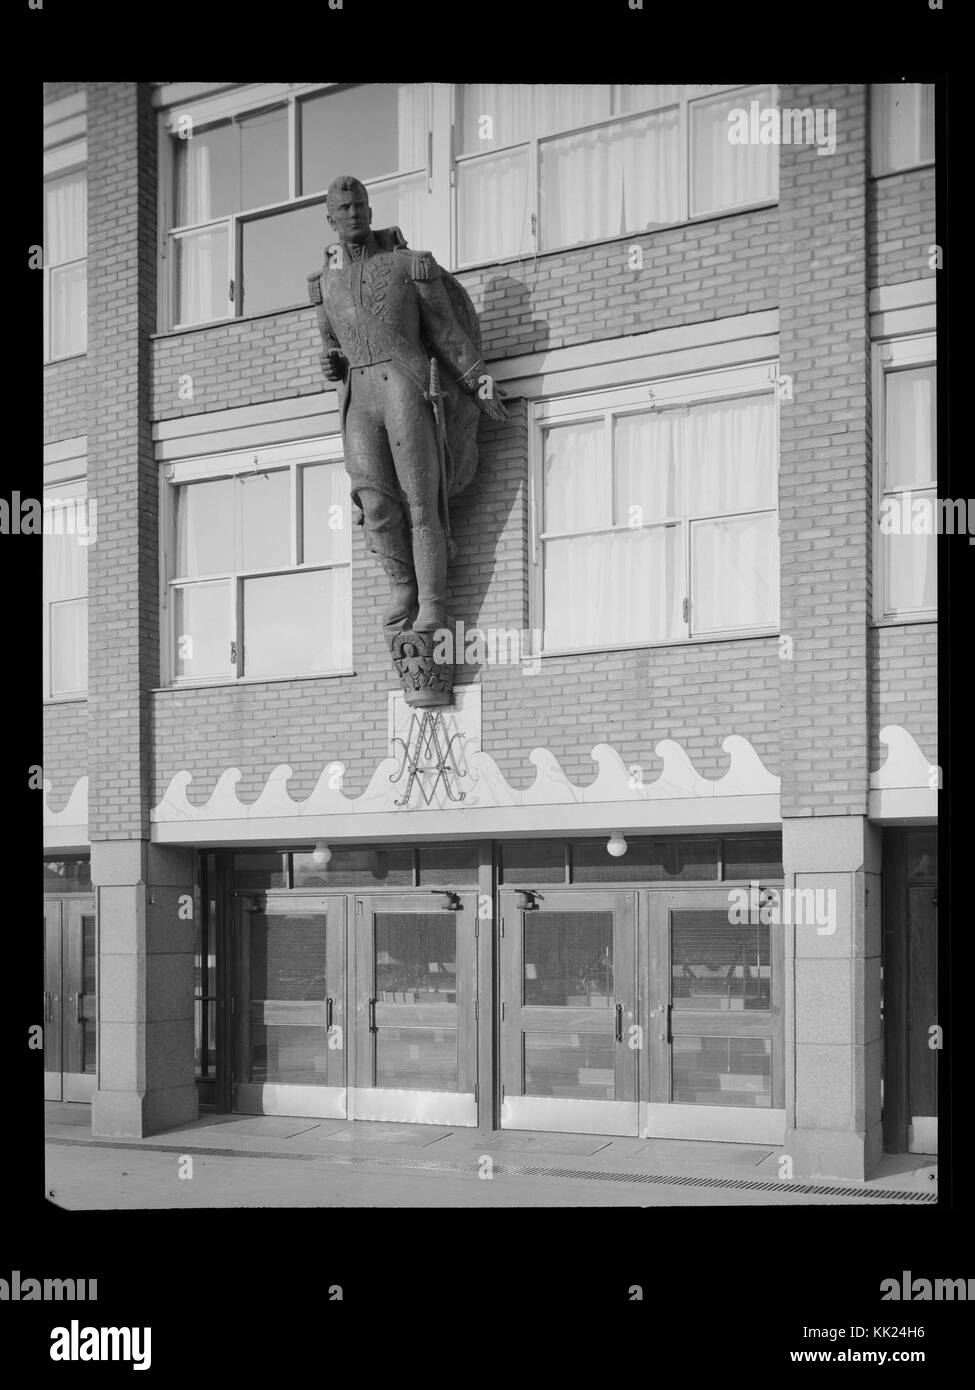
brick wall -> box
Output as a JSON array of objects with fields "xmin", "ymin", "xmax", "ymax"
[
  {"xmin": 151, "ymin": 208, "xmax": 777, "ymax": 423},
  {"xmin": 867, "ymin": 167, "xmax": 936, "ymax": 289},
  {"xmin": 778, "ymin": 84, "xmax": 871, "ymax": 818},
  {"xmin": 86, "ymin": 83, "xmax": 158, "ymax": 841},
  {"xmin": 43, "ymin": 702, "xmax": 87, "ymax": 811},
  {"xmin": 43, "ymin": 358, "xmax": 88, "ymax": 445},
  {"xmin": 870, "ymin": 624, "xmax": 938, "ymax": 770}
]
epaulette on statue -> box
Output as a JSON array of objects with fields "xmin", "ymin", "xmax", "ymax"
[
  {"xmin": 306, "ymin": 271, "xmax": 323, "ymax": 305},
  {"xmin": 400, "ymin": 248, "xmax": 438, "ymax": 281}
]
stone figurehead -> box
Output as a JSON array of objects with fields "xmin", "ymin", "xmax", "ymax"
[{"xmin": 308, "ymin": 175, "xmax": 506, "ymax": 702}]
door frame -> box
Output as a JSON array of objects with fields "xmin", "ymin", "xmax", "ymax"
[
  {"xmin": 351, "ymin": 890, "xmax": 479, "ymax": 1126},
  {"xmin": 498, "ymin": 888, "xmax": 640, "ymax": 1137},
  {"xmin": 231, "ymin": 890, "xmax": 348, "ymax": 1119}
]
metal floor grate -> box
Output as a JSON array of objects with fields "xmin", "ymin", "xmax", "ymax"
[{"xmin": 46, "ymin": 1136, "xmax": 936, "ymax": 1202}]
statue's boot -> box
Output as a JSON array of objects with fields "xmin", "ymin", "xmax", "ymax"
[
  {"xmin": 364, "ymin": 516, "xmax": 419, "ymax": 642},
  {"xmin": 411, "ymin": 523, "xmax": 449, "ymax": 635}
]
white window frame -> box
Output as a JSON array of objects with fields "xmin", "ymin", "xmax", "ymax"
[
  {"xmin": 451, "ymin": 83, "xmax": 779, "ymax": 271},
  {"xmin": 43, "ymin": 467, "xmax": 89, "ymax": 701},
  {"xmin": 160, "ymin": 436, "xmax": 352, "ymax": 686},
  {"xmin": 43, "ymin": 138, "xmax": 87, "ymax": 364},
  {"xmin": 872, "ymin": 332, "xmax": 937, "ymax": 624},
  {"xmin": 157, "ymin": 82, "xmax": 436, "ymax": 332},
  {"xmin": 529, "ymin": 363, "xmax": 780, "ymax": 656},
  {"xmin": 870, "ymin": 83, "xmax": 935, "ymax": 177}
]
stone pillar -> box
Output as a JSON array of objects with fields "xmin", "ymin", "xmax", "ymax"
[
  {"xmin": 85, "ymin": 83, "xmax": 198, "ymax": 1137},
  {"xmin": 91, "ymin": 844, "xmax": 198, "ymax": 1136},
  {"xmin": 782, "ymin": 816, "xmax": 883, "ymax": 1179}
]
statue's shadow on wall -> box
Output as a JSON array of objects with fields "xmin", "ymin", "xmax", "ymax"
[{"xmin": 448, "ymin": 274, "xmax": 549, "ymax": 683}]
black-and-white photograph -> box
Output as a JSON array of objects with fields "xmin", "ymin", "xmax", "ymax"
[{"xmin": 7, "ymin": 48, "xmax": 967, "ymax": 1361}]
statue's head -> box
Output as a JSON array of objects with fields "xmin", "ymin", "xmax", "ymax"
[{"xmin": 326, "ymin": 175, "xmax": 372, "ymax": 245}]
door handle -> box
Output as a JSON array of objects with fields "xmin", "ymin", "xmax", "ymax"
[
  {"xmin": 657, "ymin": 1004, "xmax": 672, "ymax": 1043},
  {"xmin": 43, "ymin": 991, "xmax": 52, "ymax": 1022},
  {"xmin": 75, "ymin": 993, "xmax": 84, "ymax": 1023},
  {"xmin": 615, "ymin": 1002, "xmax": 623, "ymax": 1043},
  {"xmin": 326, "ymin": 997, "xmax": 333, "ymax": 1030},
  {"xmin": 368, "ymin": 998, "xmax": 377, "ymax": 1032}
]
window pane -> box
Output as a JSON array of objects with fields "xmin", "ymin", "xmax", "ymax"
[
  {"xmin": 239, "ymin": 106, "xmax": 289, "ymax": 211},
  {"xmin": 376, "ymin": 1028, "xmax": 457, "ymax": 1092},
  {"xmin": 240, "ymin": 469, "xmax": 291, "ymax": 572},
  {"xmin": 457, "ymin": 148, "xmax": 530, "ymax": 264},
  {"xmin": 612, "ymin": 85, "xmax": 683, "ymax": 114},
  {"xmin": 174, "ymin": 581, "xmax": 232, "ymax": 678},
  {"xmin": 691, "ymin": 513, "xmax": 777, "ymax": 632},
  {"xmin": 175, "ymin": 121, "xmax": 238, "ymax": 223},
  {"xmin": 50, "ymin": 599, "xmax": 88, "ymax": 695},
  {"xmin": 544, "ymin": 527, "xmax": 682, "ymax": 649},
  {"xmin": 885, "ymin": 523, "xmax": 936, "ymax": 614},
  {"xmin": 375, "ymin": 913, "xmax": 456, "ymax": 1002},
  {"xmin": 366, "ymin": 174, "xmax": 429, "ymax": 249},
  {"xmin": 240, "ymin": 201, "xmax": 329, "ymax": 317},
  {"xmin": 458, "ymin": 84, "xmax": 532, "ymax": 152},
  {"xmin": 43, "ymin": 858, "xmax": 92, "ymax": 892},
  {"xmin": 905, "ymin": 830, "xmax": 937, "ymax": 880},
  {"xmin": 573, "ymin": 838, "xmax": 719, "ymax": 883},
  {"xmin": 614, "ymin": 411, "xmax": 680, "ymax": 524},
  {"xmin": 242, "ymin": 567, "xmax": 351, "ymax": 676},
  {"xmin": 723, "ymin": 835, "xmax": 784, "ymax": 879},
  {"xmin": 302, "ymin": 463, "xmax": 350, "ymax": 565},
  {"xmin": 691, "ymin": 87, "xmax": 777, "ymax": 215},
  {"xmin": 524, "ymin": 912, "xmax": 614, "ymax": 1007},
  {"xmin": 175, "ymin": 226, "xmax": 230, "ymax": 325},
  {"xmin": 534, "ymin": 85, "xmax": 611, "ymax": 137},
  {"xmin": 673, "ymin": 1035, "xmax": 772, "ymax": 1107},
  {"xmin": 175, "ymin": 479, "xmax": 235, "ymax": 578},
  {"xmin": 672, "ymin": 910, "xmax": 770, "ymax": 1012},
  {"xmin": 300, "ymin": 83, "xmax": 427, "ymax": 194},
  {"xmin": 543, "ymin": 420, "xmax": 609, "ymax": 533},
  {"xmin": 233, "ymin": 852, "xmax": 288, "ymax": 889},
  {"xmin": 685, "ymin": 395, "xmax": 777, "ymax": 515},
  {"xmin": 524, "ymin": 1032, "xmax": 615, "ymax": 1099},
  {"xmin": 250, "ymin": 1025, "xmax": 328, "ymax": 1085},
  {"xmin": 500, "ymin": 841, "xmax": 566, "ymax": 884},
  {"xmin": 43, "ymin": 487, "xmax": 89, "ymax": 601},
  {"xmin": 49, "ymin": 262, "xmax": 87, "ymax": 358},
  {"xmin": 416, "ymin": 844, "xmax": 480, "ymax": 885},
  {"xmin": 872, "ymin": 83, "xmax": 935, "ymax": 175},
  {"xmin": 540, "ymin": 108, "xmax": 680, "ymax": 249},
  {"xmin": 885, "ymin": 366, "xmax": 936, "ymax": 489},
  {"xmin": 292, "ymin": 848, "xmax": 413, "ymax": 888},
  {"xmin": 250, "ymin": 912, "xmax": 325, "ymax": 1001},
  {"xmin": 44, "ymin": 170, "xmax": 87, "ymax": 264}
]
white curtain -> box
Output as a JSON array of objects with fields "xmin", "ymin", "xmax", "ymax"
[
  {"xmin": 685, "ymin": 396, "xmax": 776, "ymax": 515},
  {"xmin": 543, "ymin": 420, "xmax": 609, "ymax": 534},
  {"xmin": 396, "ymin": 83, "xmax": 428, "ymax": 170},
  {"xmin": 46, "ymin": 172, "xmax": 87, "ymax": 356},
  {"xmin": 458, "ymin": 148, "xmax": 530, "ymax": 263},
  {"xmin": 692, "ymin": 514, "xmax": 776, "ymax": 632},
  {"xmin": 885, "ymin": 367, "xmax": 935, "ymax": 488},
  {"xmin": 458, "ymin": 84, "xmax": 533, "ymax": 153},
  {"xmin": 540, "ymin": 108, "xmax": 680, "ymax": 248},
  {"xmin": 691, "ymin": 88, "xmax": 776, "ymax": 214},
  {"xmin": 43, "ymin": 484, "xmax": 88, "ymax": 695},
  {"xmin": 176, "ymin": 138, "xmax": 220, "ymax": 324},
  {"xmin": 544, "ymin": 526, "xmax": 681, "ymax": 649},
  {"xmin": 45, "ymin": 172, "xmax": 86, "ymax": 264},
  {"xmin": 614, "ymin": 411, "xmax": 680, "ymax": 522},
  {"xmin": 886, "ymin": 518, "xmax": 936, "ymax": 614}
]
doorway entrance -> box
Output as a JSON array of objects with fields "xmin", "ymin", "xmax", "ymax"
[{"xmin": 43, "ymin": 895, "xmax": 97, "ymax": 1101}]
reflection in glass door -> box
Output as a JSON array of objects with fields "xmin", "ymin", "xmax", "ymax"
[
  {"xmin": 353, "ymin": 893, "xmax": 478, "ymax": 1125},
  {"xmin": 499, "ymin": 890, "xmax": 639, "ymax": 1136},
  {"xmin": 44, "ymin": 897, "xmax": 97, "ymax": 1102},
  {"xmin": 232, "ymin": 893, "xmax": 347, "ymax": 1118},
  {"xmin": 646, "ymin": 889, "xmax": 784, "ymax": 1142}
]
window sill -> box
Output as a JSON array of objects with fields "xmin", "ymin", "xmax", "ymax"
[
  {"xmin": 154, "ymin": 670, "xmax": 356, "ymax": 693},
  {"xmin": 43, "ymin": 695, "xmax": 88, "ymax": 706},
  {"xmin": 153, "ymin": 302, "xmax": 314, "ymax": 340},
  {"xmin": 538, "ymin": 629, "xmax": 780, "ymax": 659},
  {"xmin": 871, "ymin": 614, "xmax": 937, "ymax": 629},
  {"xmin": 44, "ymin": 352, "xmax": 87, "ymax": 368},
  {"xmin": 869, "ymin": 160, "xmax": 935, "ymax": 182}
]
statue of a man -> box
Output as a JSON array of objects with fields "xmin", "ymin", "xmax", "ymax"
[{"xmin": 308, "ymin": 175, "xmax": 505, "ymax": 656}]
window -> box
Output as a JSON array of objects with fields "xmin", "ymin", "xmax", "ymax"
[
  {"xmin": 166, "ymin": 83, "xmax": 430, "ymax": 327},
  {"xmin": 874, "ymin": 334, "xmax": 936, "ymax": 620},
  {"xmin": 43, "ymin": 479, "xmax": 89, "ymax": 698},
  {"xmin": 44, "ymin": 158, "xmax": 87, "ymax": 360},
  {"xmin": 871, "ymin": 83, "xmax": 935, "ymax": 176},
  {"xmin": 165, "ymin": 439, "xmax": 352, "ymax": 683},
  {"xmin": 455, "ymin": 84, "xmax": 777, "ymax": 266},
  {"xmin": 532, "ymin": 367, "xmax": 779, "ymax": 652}
]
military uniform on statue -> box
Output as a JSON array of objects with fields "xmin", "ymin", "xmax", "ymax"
[{"xmin": 308, "ymin": 174, "xmax": 506, "ymax": 706}]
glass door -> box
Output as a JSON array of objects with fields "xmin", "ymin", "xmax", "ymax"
[
  {"xmin": 232, "ymin": 892, "xmax": 347, "ymax": 1118},
  {"xmin": 645, "ymin": 888, "xmax": 784, "ymax": 1142},
  {"xmin": 44, "ymin": 897, "xmax": 97, "ymax": 1102},
  {"xmin": 43, "ymin": 901, "xmax": 63, "ymax": 1101},
  {"xmin": 499, "ymin": 889, "xmax": 639, "ymax": 1136},
  {"xmin": 353, "ymin": 892, "xmax": 478, "ymax": 1125}
]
